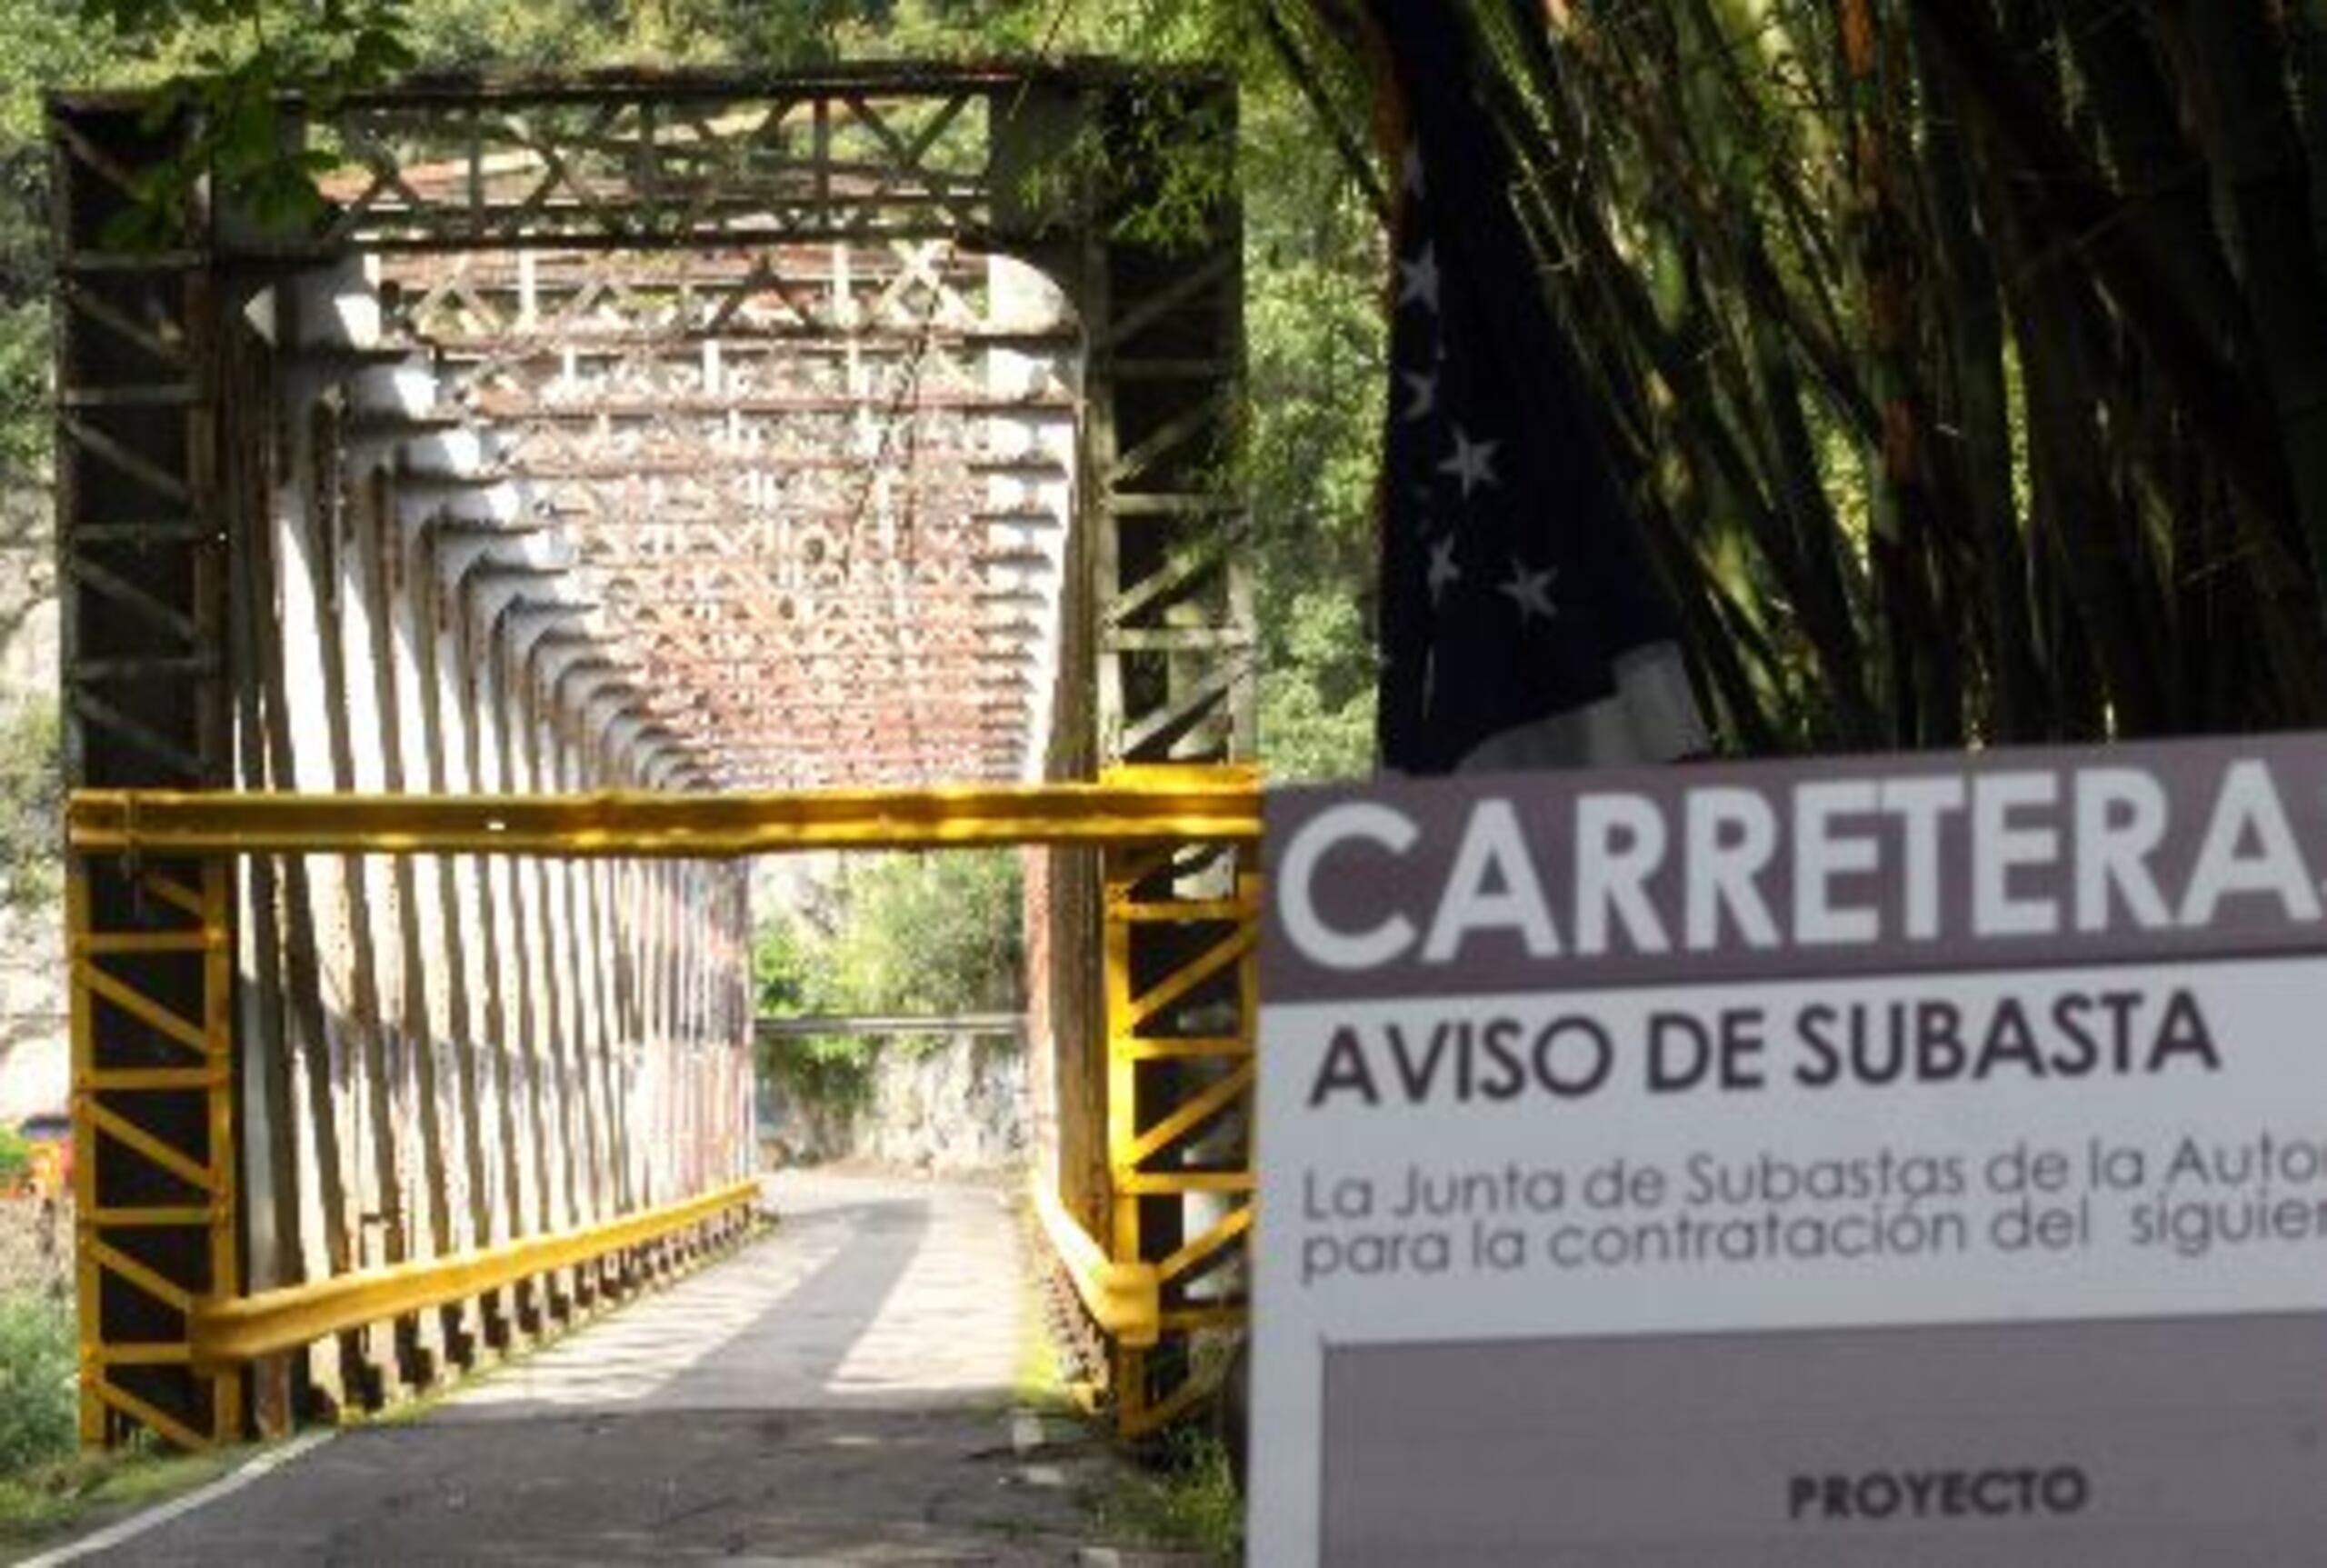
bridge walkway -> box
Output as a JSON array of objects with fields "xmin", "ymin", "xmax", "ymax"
[{"xmin": 70, "ymin": 1172, "xmax": 1134, "ymax": 1565}]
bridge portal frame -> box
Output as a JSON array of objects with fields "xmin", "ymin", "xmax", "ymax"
[
  {"xmin": 55, "ymin": 64, "xmax": 1255, "ymax": 1449},
  {"xmin": 65, "ymin": 772, "xmax": 1262, "ymax": 1440}
]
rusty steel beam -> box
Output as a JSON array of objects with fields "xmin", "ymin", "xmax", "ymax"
[
  {"xmin": 468, "ymin": 391, "xmax": 1074, "ymax": 419},
  {"xmin": 506, "ymin": 451, "xmax": 1055, "ymax": 478},
  {"xmin": 672, "ymin": 722, "xmax": 1017, "ymax": 748},
  {"xmin": 587, "ymin": 587, "xmax": 996, "ymax": 612},
  {"xmin": 557, "ymin": 511, "xmax": 1019, "ymax": 537},
  {"xmin": 430, "ymin": 326, "xmax": 1074, "ymax": 353},
  {"xmin": 622, "ymin": 633, "xmax": 1040, "ymax": 660},
  {"xmin": 563, "ymin": 548, "xmax": 1041, "ymax": 575},
  {"xmin": 385, "ymin": 246, "xmax": 997, "ymax": 285}
]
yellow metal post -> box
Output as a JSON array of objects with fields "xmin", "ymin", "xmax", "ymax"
[
  {"xmin": 1103, "ymin": 844, "xmax": 1151, "ymax": 1433},
  {"xmin": 199, "ymin": 861, "xmax": 243, "ymax": 1441},
  {"xmin": 70, "ymin": 856, "xmax": 241, "ymax": 1450},
  {"xmin": 1095, "ymin": 766, "xmax": 1261, "ymax": 1439},
  {"xmin": 67, "ymin": 861, "xmax": 101, "ymax": 1447}
]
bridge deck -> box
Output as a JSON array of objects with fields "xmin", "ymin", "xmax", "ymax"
[{"xmin": 67, "ymin": 1173, "xmax": 1144, "ymax": 1564}]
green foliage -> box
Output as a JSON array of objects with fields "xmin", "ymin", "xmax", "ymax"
[
  {"xmin": 759, "ymin": 1031, "xmax": 879, "ymax": 1115},
  {"xmin": 1097, "ymin": 1426, "xmax": 1243, "ymax": 1563},
  {"xmin": 753, "ymin": 914, "xmax": 876, "ymax": 1108},
  {"xmin": 28, "ymin": 0, "xmax": 2327, "ymax": 767},
  {"xmin": 758, "ymin": 851, "xmax": 1023, "ymax": 1020},
  {"xmin": 830, "ymin": 851, "xmax": 1023, "ymax": 1016},
  {"xmin": 0, "ymin": 304, "xmax": 48, "ymax": 484},
  {"xmin": 0, "ymin": 0, "xmax": 112, "ymax": 488},
  {"xmin": 74, "ymin": 0, "xmax": 418, "ymax": 242},
  {"xmin": 754, "ymin": 850, "xmax": 1024, "ymax": 1104},
  {"xmin": 0, "ymin": 700, "xmax": 59, "ymax": 914},
  {"xmin": 1243, "ymin": 152, "xmax": 1385, "ymax": 781},
  {"xmin": 751, "ymin": 916, "xmax": 812, "ymax": 1016},
  {"xmin": 0, "ymin": 1442, "xmax": 240, "ymax": 1546},
  {"xmin": 0, "ymin": 1298, "xmax": 75, "ymax": 1474},
  {"xmin": 704, "ymin": 0, "xmax": 868, "ymax": 68},
  {"xmin": 0, "ymin": 1124, "xmax": 28, "ymax": 1186},
  {"xmin": 1257, "ymin": 589, "xmax": 1373, "ymax": 779}
]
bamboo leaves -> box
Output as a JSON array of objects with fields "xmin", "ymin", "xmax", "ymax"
[{"xmin": 1293, "ymin": 0, "xmax": 2327, "ymax": 749}]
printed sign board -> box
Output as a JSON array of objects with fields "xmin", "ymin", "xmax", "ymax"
[{"xmin": 1252, "ymin": 734, "xmax": 2327, "ymax": 1563}]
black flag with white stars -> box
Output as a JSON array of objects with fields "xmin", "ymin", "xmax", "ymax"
[{"xmin": 1370, "ymin": 4, "xmax": 1709, "ymax": 773}]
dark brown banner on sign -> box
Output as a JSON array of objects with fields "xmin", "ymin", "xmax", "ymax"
[{"xmin": 1263, "ymin": 732, "xmax": 2327, "ymax": 1005}]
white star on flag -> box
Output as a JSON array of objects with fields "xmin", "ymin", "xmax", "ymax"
[
  {"xmin": 1401, "ymin": 367, "xmax": 1438, "ymax": 422},
  {"xmin": 1439, "ymin": 425, "xmax": 1499, "ymax": 495},
  {"xmin": 1426, "ymin": 535, "xmax": 1461, "ymax": 603},
  {"xmin": 1369, "ymin": 0, "xmax": 1713, "ymax": 774},
  {"xmin": 1398, "ymin": 245, "xmax": 1440, "ymax": 313},
  {"xmin": 1497, "ymin": 558, "xmax": 1562, "ymax": 624}
]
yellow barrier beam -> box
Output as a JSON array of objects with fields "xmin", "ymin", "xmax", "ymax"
[
  {"xmin": 1032, "ymin": 1178, "xmax": 1161, "ymax": 1350},
  {"xmin": 191, "ymin": 1180, "xmax": 760, "ymax": 1368},
  {"xmin": 69, "ymin": 771, "xmax": 1263, "ymax": 860}
]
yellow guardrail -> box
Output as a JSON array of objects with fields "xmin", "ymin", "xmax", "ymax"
[
  {"xmin": 72, "ymin": 766, "xmax": 1261, "ymax": 1445},
  {"xmin": 69, "ymin": 772, "xmax": 1263, "ymax": 860},
  {"xmin": 1031, "ymin": 1177, "xmax": 1160, "ymax": 1351},
  {"xmin": 191, "ymin": 1180, "xmax": 761, "ymax": 1369}
]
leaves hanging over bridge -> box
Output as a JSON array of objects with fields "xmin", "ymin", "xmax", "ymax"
[{"xmin": 23, "ymin": 0, "xmax": 2327, "ymax": 757}]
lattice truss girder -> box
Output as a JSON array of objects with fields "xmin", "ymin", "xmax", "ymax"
[
  {"xmin": 275, "ymin": 67, "xmax": 1249, "ymax": 778},
  {"xmin": 315, "ymin": 80, "xmax": 1003, "ymax": 251},
  {"xmin": 344, "ymin": 227, "xmax": 1080, "ymax": 792},
  {"xmin": 388, "ymin": 242, "xmax": 1044, "ymax": 342}
]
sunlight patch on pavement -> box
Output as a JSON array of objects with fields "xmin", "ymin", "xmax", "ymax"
[
  {"xmin": 826, "ymin": 1186, "xmax": 1021, "ymax": 1401},
  {"xmin": 446, "ymin": 1220, "xmax": 849, "ymax": 1413}
]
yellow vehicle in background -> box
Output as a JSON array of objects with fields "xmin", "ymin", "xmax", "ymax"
[{"xmin": 13, "ymin": 1113, "xmax": 70, "ymax": 1200}]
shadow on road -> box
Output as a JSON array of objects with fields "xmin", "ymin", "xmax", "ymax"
[{"xmin": 85, "ymin": 1174, "xmax": 1112, "ymax": 1565}]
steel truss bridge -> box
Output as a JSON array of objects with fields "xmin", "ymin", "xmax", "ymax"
[{"xmin": 52, "ymin": 63, "xmax": 1258, "ymax": 1450}]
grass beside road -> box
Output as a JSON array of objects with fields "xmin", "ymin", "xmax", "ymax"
[
  {"xmin": 1094, "ymin": 1426, "xmax": 1243, "ymax": 1565},
  {"xmin": 0, "ymin": 1293, "xmax": 246, "ymax": 1557},
  {"xmin": 1008, "ymin": 1192, "xmax": 1243, "ymax": 1563},
  {"xmin": 0, "ymin": 1444, "xmax": 243, "ymax": 1555}
]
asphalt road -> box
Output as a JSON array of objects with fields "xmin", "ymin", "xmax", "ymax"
[{"xmin": 74, "ymin": 1172, "xmax": 1124, "ymax": 1566}]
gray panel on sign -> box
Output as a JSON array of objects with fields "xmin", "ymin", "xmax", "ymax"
[{"xmin": 1318, "ymin": 1315, "xmax": 2327, "ymax": 1566}]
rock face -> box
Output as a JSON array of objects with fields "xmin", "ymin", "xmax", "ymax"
[
  {"xmin": 769, "ymin": 1031, "xmax": 1029, "ymax": 1175},
  {"xmin": 0, "ymin": 903, "xmax": 65, "ymax": 1123},
  {"xmin": 0, "ymin": 486, "xmax": 63, "ymax": 1125},
  {"xmin": 0, "ymin": 486, "xmax": 57, "ymax": 710}
]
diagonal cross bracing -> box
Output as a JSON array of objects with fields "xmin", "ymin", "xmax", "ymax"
[{"xmin": 341, "ymin": 229, "xmax": 1080, "ymax": 792}]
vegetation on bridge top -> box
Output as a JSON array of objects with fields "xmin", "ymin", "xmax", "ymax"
[{"xmin": 11, "ymin": 1, "xmax": 2327, "ymax": 773}]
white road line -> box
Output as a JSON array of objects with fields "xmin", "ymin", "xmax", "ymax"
[{"xmin": 20, "ymin": 1428, "xmax": 336, "ymax": 1566}]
